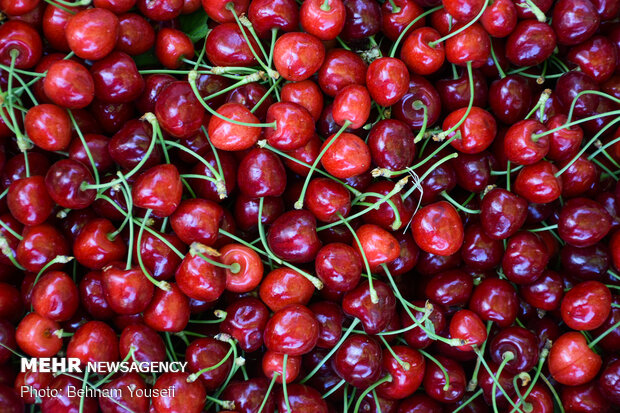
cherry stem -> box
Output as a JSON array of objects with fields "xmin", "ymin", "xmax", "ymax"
[
  {"xmin": 268, "ymin": 28, "xmax": 278, "ymax": 72},
  {"xmin": 4, "ymin": 51, "xmax": 29, "ymax": 150},
  {"xmin": 67, "ymin": 109, "xmax": 100, "ymax": 185},
  {"xmin": 301, "ymin": 318, "xmax": 361, "ymax": 384},
  {"xmin": 489, "ymin": 42, "xmax": 506, "ymax": 79},
  {"xmin": 136, "ymin": 209, "xmax": 171, "ymax": 291},
  {"xmin": 339, "ymin": 213, "xmax": 379, "ymax": 304},
  {"xmin": 93, "ymin": 347, "xmax": 134, "ymax": 388},
  {"xmin": 491, "ymin": 352, "xmax": 515, "ymax": 413},
  {"xmin": 318, "ymin": 176, "xmax": 409, "ymax": 232},
  {"xmin": 251, "ymin": 77, "xmax": 282, "ymax": 113},
  {"xmin": 0, "ymin": 233, "xmax": 25, "ymax": 270},
  {"xmin": 187, "ymin": 343, "xmax": 234, "ymax": 382},
  {"xmin": 474, "ymin": 349, "xmax": 525, "ymax": 413},
  {"xmin": 441, "ymin": 191, "xmax": 481, "ymax": 214},
  {"xmin": 453, "ymin": 389, "xmax": 484, "ymax": 413},
  {"xmin": 525, "ymin": 89, "xmax": 552, "ymax": 120},
  {"xmin": 322, "ymin": 379, "xmax": 345, "ymax": 399},
  {"xmin": 419, "ymin": 350, "xmax": 451, "ymax": 391},
  {"xmin": 256, "ymin": 198, "xmax": 323, "ymax": 289},
  {"xmin": 188, "ymin": 71, "xmax": 277, "ymax": 129},
  {"xmin": 555, "ymin": 114, "xmax": 620, "ymax": 177},
  {"xmin": 401, "ymin": 152, "xmax": 459, "ymax": 200},
  {"xmin": 281, "ymin": 354, "xmax": 292, "ymax": 412},
  {"xmin": 566, "ymin": 90, "xmax": 620, "ymax": 124},
  {"xmin": 115, "ymin": 173, "xmax": 134, "ymax": 269},
  {"xmin": 467, "ymin": 321, "xmax": 493, "ymax": 391},
  {"xmin": 389, "ymin": 5, "xmax": 443, "ymax": 58},
  {"xmin": 0, "ymin": 219, "xmax": 22, "ymax": 240},
  {"xmin": 353, "ymin": 375, "xmax": 392, "ymax": 413},
  {"xmin": 428, "ymin": 0, "xmax": 489, "ymax": 47},
  {"xmin": 388, "ymin": 0, "xmax": 401, "ymax": 13},
  {"xmin": 257, "ymin": 374, "xmax": 278, "ymax": 413},
  {"xmin": 352, "ymin": 190, "xmax": 401, "ymax": 229},
  {"xmin": 589, "ymin": 319, "xmax": 620, "ymax": 348},
  {"xmin": 294, "ymin": 120, "xmax": 352, "ymax": 209},
  {"xmin": 540, "ymin": 375, "xmax": 565, "ymax": 413},
  {"xmin": 379, "ymin": 335, "xmax": 410, "ymax": 371},
  {"xmin": 413, "ymin": 102, "xmax": 428, "ymax": 143},
  {"xmin": 190, "ymin": 242, "xmax": 239, "ymax": 273},
  {"xmin": 257, "ymin": 140, "xmax": 361, "ymax": 196},
  {"xmin": 528, "ymin": 223, "xmax": 558, "ymax": 232},
  {"xmin": 588, "ymin": 129, "xmax": 620, "ymax": 165},
  {"xmin": 515, "ymin": 0, "xmax": 546, "ymax": 21}
]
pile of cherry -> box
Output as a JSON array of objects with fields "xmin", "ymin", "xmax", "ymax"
[{"xmin": 0, "ymin": 0, "xmax": 620, "ymax": 411}]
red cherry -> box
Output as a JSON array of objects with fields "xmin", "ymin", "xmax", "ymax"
[
  {"xmin": 116, "ymin": 12, "xmax": 155, "ymax": 56},
  {"xmin": 102, "ymin": 264, "xmax": 155, "ymax": 315},
  {"xmin": 67, "ymin": 320, "xmax": 119, "ymax": 366},
  {"xmin": 514, "ymin": 161, "xmax": 563, "ymax": 204},
  {"xmin": 332, "ymin": 334, "xmax": 382, "ymax": 388},
  {"xmin": 401, "ymin": 27, "xmax": 445, "ymax": 76},
  {"xmin": 65, "ymin": 8, "xmax": 119, "ymax": 60},
  {"xmin": 0, "ymin": 20, "xmax": 42, "ymax": 69},
  {"xmin": 208, "ymin": 103, "xmax": 261, "ymax": 151},
  {"xmin": 32, "ymin": 270, "xmax": 79, "ymax": 322},
  {"xmin": 318, "ymin": 48, "xmax": 367, "ymax": 97},
  {"xmin": 377, "ymin": 346, "xmax": 425, "ymax": 399},
  {"xmin": 143, "ymin": 283, "xmax": 190, "ymax": 332},
  {"xmin": 119, "ymin": 323, "xmax": 166, "ymax": 363},
  {"xmin": 263, "ymin": 350, "xmax": 302, "ymax": 384},
  {"xmin": 16, "ymin": 313, "xmax": 62, "ymax": 357},
  {"xmin": 343, "ymin": 280, "xmax": 396, "ymax": 334},
  {"xmin": 354, "ymin": 224, "xmax": 401, "ymax": 271},
  {"xmin": 73, "ymin": 218, "xmax": 127, "ymax": 270},
  {"xmin": 264, "ymin": 101, "xmax": 315, "ymax": 150},
  {"xmin": 449, "ymin": 309, "xmax": 487, "ymax": 351},
  {"xmin": 263, "ymin": 304, "xmax": 319, "ymax": 356},
  {"xmin": 132, "ymin": 164, "xmax": 182, "ymax": 217},
  {"xmin": 381, "ymin": 0, "xmax": 425, "ymax": 41},
  {"xmin": 558, "ymin": 198, "xmax": 612, "ymax": 247},
  {"xmin": 561, "ymin": 280, "xmax": 612, "ymax": 330},
  {"xmin": 24, "ymin": 104, "xmax": 71, "ymax": 151},
  {"xmin": 202, "ymin": 0, "xmax": 248, "ymax": 23},
  {"xmin": 7, "ymin": 176, "xmax": 53, "ymax": 226},
  {"xmin": 155, "ymin": 81, "xmax": 205, "ymax": 139},
  {"xmin": 186, "ymin": 337, "xmax": 233, "ymax": 390},
  {"xmin": 300, "ymin": 0, "xmax": 346, "ymax": 40},
  {"xmin": 481, "ymin": 0, "xmax": 517, "ymax": 37},
  {"xmin": 443, "ymin": 106, "xmax": 497, "ymax": 154},
  {"xmin": 137, "ymin": 0, "xmax": 183, "ymax": 21},
  {"xmin": 445, "ymin": 23, "xmax": 490, "ymax": 68},
  {"xmin": 43, "ymin": 60, "xmax": 94, "ymax": 109},
  {"xmin": 366, "ymin": 57, "xmax": 410, "ymax": 107},
  {"xmin": 91, "ymin": 51, "xmax": 144, "ymax": 103},
  {"xmin": 320, "ymin": 132, "xmax": 371, "ymax": 179},
  {"xmin": 423, "ymin": 355, "xmax": 466, "ymax": 403},
  {"xmin": 503, "ymin": 119, "xmax": 549, "ymax": 165},
  {"xmin": 205, "ymin": 22, "xmax": 260, "ymax": 67},
  {"xmin": 267, "ymin": 210, "xmax": 322, "ymax": 264},
  {"xmin": 412, "ymin": 201, "xmax": 464, "ymax": 256},
  {"xmin": 152, "ymin": 372, "xmax": 205, "ymax": 413},
  {"xmin": 549, "ymin": 331, "xmax": 601, "ymax": 386},
  {"xmin": 220, "ymin": 243, "xmax": 263, "ymax": 293},
  {"xmin": 17, "ymin": 224, "xmax": 70, "ymax": 273},
  {"xmin": 469, "ymin": 277, "xmax": 519, "ymax": 327},
  {"xmin": 247, "ymin": 0, "xmax": 299, "ymax": 38},
  {"xmin": 259, "ymin": 268, "xmax": 314, "ymax": 312},
  {"xmin": 273, "ymin": 32, "xmax": 325, "ymax": 81},
  {"xmin": 155, "ymin": 27, "xmax": 194, "ymax": 69}
]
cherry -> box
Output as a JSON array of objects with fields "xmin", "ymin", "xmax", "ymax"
[
  {"xmin": 313, "ymin": 243, "xmax": 361, "ymax": 292},
  {"xmin": 397, "ymin": 393, "xmax": 443, "ymax": 413},
  {"xmin": 395, "ymin": 75, "xmax": 443, "ymax": 130},
  {"xmin": 561, "ymin": 381, "xmax": 611, "ymax": 413},
  {"xmin": 304, "ymin": 178, "xmax": 351, "ymax": 223},
  {"xmin": 263, "ymin": 350, "xmax": 302, "ymax": 384},
  {"xmin": 91, "ymin": 51, "xmax": 144, "ymax": 104},
  {"xmin": 368, "ymin": 119, "xmax": 416, "ymax": 172},
  {"xmin": 599, "ymin": 359, "xmax": 620, "ymax": 404},
  {"xmin": 520, "ymin": 269, "xmax": 564, "ymax": 311},
  {"xmin": 0, "ymin": 0, "xmax": 39, "ymax": 15},
  {"xmin": 443, "ymin": 106, "xmax": 497, "ymax": 154},
  {"xmin": 99, "ymin": 373, "xmax": 150, "ymax": 413},
  {"xmin": 24, "ymin": 103, "xmax": 70, "ymax": 151},
  {"xmin": 248, "ymin": 0, "xmax": 299, "ymax": 38},
  {"xmin": 556, "ymin": 71, "xmax": 600, "ymax": 118},
  {"xmin": 43, "ymin": 59, "xmax": 95, "ymax": 109},
  {"xmin": 0, "ymin": 20, "xmax": 42, "ymax": 69},
  {"xmin": 31, "ymin": 270, "xmax": 78, "ymax": 322},
  {"xmin": 281, "ymin": 80, "xmax": 324, "ymax": 122},
  {"xmin": 203, "ymin": 0, "xmax": 249, "ymax": 23},
  {"xmin": 143, "ymin": 283, "xmax": 190, "ymax": 332},
  {"xmin": 332, "ymin": 333, "xmax": 382, "ymax": 388},
  {"xmin": 155, "ymin": 28, "xmax": 194, "ymax": 69},
  {"xmin": 94, "ymin": 0, "xmax": 137, "ymax": 13},
  {"xmin": 7, "ymin": 175, "xmax": 53, "ymax": 226},
  {"xmin": 186, "ymin": 337, "xmax": 233, "ymax": 390},
  {"xmin": 276, "ymin": 384, "xmax": 327, "ymax": 412},
  {"xmin": 132, "ymin": 164, "xmax": 182, "ymax": 217},
  {"xmin": 367, "ymin": 57, "xmax": 410, "ymax": 107},
  {"xmin": 259, "ymin": 268, "xmax": 314, "ymax": 312},
  {"xmin": 207, "ymin": 103, "xmax": 260, "ymax": 151},
  {"xmin": 78, "ymin": 271, "xmax": 114, "ymax": 320},
  {"xmin": 436, "ymin": 68, "xmax": 488, "ymax": 113},
  {"xmin": 73, "ymin": 218, "xmax": 127, "ymax": 269},
  {"xmin": 423, "ymin": 355, "xmax": 466, "ymax": 403},
  {"xmin": 481, "ymin": 0, "xmax": 517, "ymax": 37},
  {"xmin": 152, "ymin": 372, "xmax": 206, "ymax": 413},
  {"xmin": 514, "ymin": 161, "xmax": 563, "ymax": 204},
  {"xmin": 469, "ymin": 277, "xmax": 519, "ymax": 327},
  {"xmin": 490, "ymin": 326, "xmax": 539, "ymax": 374},
  {"xmin": 545, "ymin": 114, "xmax": 583, "ymax": 161},
  {"xmin": 449, "ymin": 309, "xmax": 487, "ymax": 351},
  {"xmin": 17, "ymin": 224, "xmax": 70, "ymax": 273},
  {"xmin": 264, "ymin": 304, "xmax": 319, "ymax": 356},
  {"xmin": 549, "ymin": 331, "xmax": 602, "ymax": 386},
  {"xmin": 222, "ymin": 379, "xmax": 275, "ymax": 413},
  {"xmin": 318, "ymin": 49, "xmax": 367, "ymax": 97},
  {"xmin": 340, "ymin": 0, "xmax": 382, "ymax": 42},
  {"xmin": 300, "ymin": 0, "xmax": 346, "ymax": 40},
  {"xmin": 445, "ymin": 23, "xmax": 491, "ymax": 68},
  {"xmin": 101, "ymin": 263, "xmax": 154, "ymax": 315},
  {"xmin": 424, "ymin": 269, "xmax": 473, "ymax": 308},
  {"xmin": 552, "ymin": 0, "xmax": 600, "ymax": 46},
  {"xmin": 343, "ymin": 280, "xmax": 396, "ymax": 334},
  {"xmin": 354, "ymin": 223, "xmax": 401, "ymax": 270},
  {"xmin": 265, "ymin": 102, "xmax": 315, "ymax": 150},
  {"xmin": 561, "ymin": 280, "xmax": 612, "ymax": 330},
  {"xmin": 489, "ymin": 75, "xmax": 534, "ymax": 126},
  {"xmin": 320, "ymin": 132, "xmax": 371, "ymax": 179},
  {"xmin": 205, "ymin": 22, "xmax": 260, "ymax": 67},
  {"xmin": 267, "ymin": 210, "xmax": 322, "ymax": 264},
  {"xmin": 67, "ymin": 320, "xmax": 119, "ymax": 365},
  {"xmin": 220, "ymin": 297, "xmax": 270, "ymax": 352},
  {"xmin": 558, "ymin": 156, "xmax": 599, "ymax": 199},
  {"xmin": 41, "ymin": 375, "xmax": 97, "ymax": 412},
  {"xmin": 238, "ymin": 148, "xmax": 287, "ymax": 197},
  {"xmin": 506, "ymin": 20, "xmax": 557, "ymax": 67},
  {"xmin": 309, "ymin": 301, "xmax": 344, "ymax": 349},
  {"xmin": 14, "ymin": 370, "xmax": 52, "ymax": 405},
  {"xmin": 273, "ymin": 32, "xmax": 325, "ymax": 81},
  {"xmin": 476, "ymin": 359, "xmax": 516, "ymax": 408},
  {"xmin": 412, "ymin": 201, "xmax": 464, "ymax": 256},
  {"xmin": 116, "ymin": 12, "xmax": 155, "ymax": 56},
  {"xmin": 154, "ymin": 81, "xmax": 204, "ymax": 139},
  {"xmin": 15, "ymin": 312, "xmax": 62, "ymax": 357},
  {"xmin": 65, "ymin": 8, "xmax": 119, "ymax": 60},
  {"xmin": 558, "ymin": 198, "xmax": 612, "ymax": 247},
  {"xmin": 451, "ymin": 151, "xmax": 493, "ymax": 193},
  {"xmin": 382, "ymin": 0, "xmax": 425, "ymax": 41},
  {"xmin": 42, "ymin": 4, "xmax": 79, "ymax": 52},
  {"xmin": 119, "ymin": 323, "xmax": 166, "ymax": 363},
  {"xmin": 502, "ymin": 231, "xmax": 549, "ymax": 284}
]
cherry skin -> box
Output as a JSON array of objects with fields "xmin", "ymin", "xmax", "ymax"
[
  {"xmin": 469, "ymin": 277, "xmax": 519, "ymax": 327},
  {"xmin": 461, "ymin": 223, "xmax": 503, "ymax": 270},
  {"xmin": 506, "ymin": 20, "xmax": 557, "ymax": 67},
  {"xmin": 208, "ymin": 102, "xmax": 261, "ymax": 151},
  {"xmin": 332, "ymin": 334, "xmax": 382, "ymax": 388},
  {"xmin": 155, "ymin": 81, "xmax": 205, "ymax": 139},
  {"xmin": 315, "ymin": 243, "xmax": 362, "ymax": 292},
  {"xmin": 219, "ymin": 297, "xmax": 270, "ymax": 352},
  {"xmin": 170, "ymin": 198, "xmax": 223, "ymax": 246},
  {"xmin": 273, "ymin": 32, "xmax": 325, "ymax": 81},
  {"xmin": 32, "ymin": 270, "xmax": 78, "ymax": 322},
  {"xmin": 281, "ymin": 80, "xmax": 324, "ymax": 122},
  {"xmin": 318, "ymin": 48, "xmax": 367, "ymax": 97},
  {"xmin": 505, "ymin": 117, "xmax": 551, "ymax": 162},
  {"xmin": 102, "ymin": 264, "xmax": 154, "ymax": 315},
  {"xmin": 354, "ymin": 223, "xmax": 401, "ymax": 270},
  {"xmin": 520, "ymin": 269, "xmax": 564, "ymax": 311},
  {"xmin": 91, "ymin": 51, "xmax": 144, "ymax": 103},
  {"xmin": 263, "ymin": 304, "xmax": 319, "ymax": 356},
  {"xmin": 222, "ymin": 379, "xmax": 275, "ymax": 413},
  {"xmin": 412, "ymin": 201, "xmax": 464, "ymax": 256},
  {"xmin": 320, "ymin": 132, "xmax": 371, "ymax": 179},
  {"xmin": 175, "ymin": 252, "xmax": 225, "ymax": 302},
  {"xmin": 436, "ymin": 68, "xmax": 488, "ymax": 113},
  {"xmin": 186, "ymin": 337, "xmax": 233, "ymax": 391},
  {"xmin": 24, "ymin": 103, "xmax": 71, "ymax": 151},
  {"xmin": 116, "ymin": 13, "xmax": 155, "ymax": 56},
  {"xmin": 561, "ymin": 280, "xmax": 612, "ymax": 330},
  {"xmin": 305, "ymin": 178, "xmax": 351, "ymax": 223},
  {"xmin": 132, "ymin": 164, "xmax": 182, "ymax": 217},
  {"xmin": 263, "ymin": 350, "xmax": 302, "ymax": 384},
  {"xmin": 152, "ymin": 372, "xmax": 206, "ymax": 413},
  {"xmin": 443, "ymin": 106, "xmax": 497, "ymax": 154},
  {"xmin": 237, "ymin": 148, "xmax": 287, "ymax": 197},
  {"xmin": 0, "ymin": 20, "xmax": 42, "ymax": 69},
  {"xmin": 340, "ymin": 0, "xmax": 382, "ymax": 42},
  {"xmin": 423, "ymin": 356, "xmax": 466, "ymax": 403},
  {"xmin": 514, "ymin": 161, "xmax": 563, "ymax": 204},
  {"xmin": 558, "ymin": 198, "xmax": 612, "ymax": 247},
  {"xmin": 202, "ymin": 0, "xmax": 249, "ymax": 23},
  {"xmin": 15, "ymin": 312, "xmax": 62, "ymax": 357},
  {"xmin": 549, "ymin": 331, "xmax": 602, "ymax": 386},
  {"xmin": 368, "ymin": 119, "xmax": 416, "ymax": 172},
  {"xmin": 43, "ymin": 60, "xmax": 94, "ymax": 109},
  {"xmin": 382, "ymin": 0, "xmax": 425, "ymax": 41},
  {"xmin": 568, "ymin": 35, "xmax": 617, "ymax": 83},
  {"xmin": 65, "ymin": 8, "xmax": 119, "ymax": 60},
  {"xmin": 449, "ymin": 309, "xmax": 487, "ymax": 351},
  {"xmin": 490, "ymin": 326, "xmax": 539, "ymax": 374},
  {"xmin": 7, "ymin": 175, "xmax": 53, "ymax": 226},
  {"xmin": 155, "ymin": 28, "xmax": 194, "ymax": 69},
  {"xmin": 375, "ymin": 346, "xmax": 425, "ymax": 400},
  {"xmin": 310, "ymin": 301, "xmax": 344, "ymax": 349},
  {"xmin": 264, "ymin": 101, "xmax": 315, "ymax": 150},
  {"xmin": 300, "ymin": 0, "xmax": 346, "ymax": 40},
  {"xmin": 143, "ymin": 283, "xmax": 190, "ymax": 333},
  {"xmin": 205, "ymin": 22, "xmax": 259, "ymax": 67},
  {"xmin": 248, "ymin": 0, "xmax": 299, "ymax": 38},
  {"xmin": 219, "ymin": 243, "xmax": 263, "ymax": 293},
  {"xmin": 259, "ymin": 268, "xmax": 314, "ymax": 312},
  {"xmin": 552, "ymin": 0, "xmax": 600, "ymax": 46},
  {"xmin": 119, "ymin": 323, "xmax": 166, "ymax": 363},
  {"xmin": 267, "ymin": 210, "xmax": 322, "ymax": 264},
  {"xmin": 367, "ymin": 57, "xmax": 410, "ymax": 107},
  {"xmin": 561, "ymin": 381, "xmax": 610, "ymax": 413},
  {"xmin": 599, "ymin": 359, "xmax": 620, "ymax": 404},
  {"xmin": 342, "ymin": 280, "xmax": 396, "ymax": 334},
  {"xmin": 17, "ymin": 224, "xmax": 70, "ymax": 273},
  {"xmin": 73, "ymin": 218, "xmax": 127, "ymax": 270},
  {"xmin": 424, "ymin": 269, "xmax": 473, "ymax": 308},
  {"xmin": 481, "ymin": 0, "xmax": 517, "ymax": 37},
  {"xmin": 502, "ymin": 232, "xmax": 549, "ymax": 284},
  {"xmin": 67, "ymin": 321, "xmax": 119, "ymax": 366}
]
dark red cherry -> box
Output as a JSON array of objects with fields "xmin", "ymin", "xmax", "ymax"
[
  {"xmin": 481, "ymin": 0, "xmax": 517, "ymax": 37},
  {"xmin": 412, "ymin": 201, "xmax": 464, "ymax": 256},
  {"xmin": 132, "ymin": 164, "xmax": 182, "ymax": 217},
  {"xmin": 368, "ymin": 119, "xmax": 416, "ymax": 171},
  {"xmin": 41, "ymin": 375, "xmax": 97, "ymax": 412},
  {"xmin": 0, "ymin": 20, "xmax": 42, "ymax": 69},
  {"xmin": 342, "ymin": 280, "xmax": 396, "ymax": 334},
  {"xmin": 248, "ymin": 0, "xmax": 299, "ymax": 38},
  {"xmin": 186, "ymin": 337, "xmax": 232, "ymax": 391},
  {"xmin": 520, "ymin": 269, "xmax": 564, "ymax": 311},
  {"xmin": 137, "ymin": 0, "xmax": 183, "ymax": 21},
  {"xmin": 152, "ymin": 372, "xmax": 205, "ymax": 413},
  {"xmin": 315, "ymin": 243, "xmax": 362, "ymax": 292},
  {"xmin": 469, "ymin": 277, "xmax": 519, "ymax": 327},
  {"xmin": 222, "ymin": 379, "xmax": 275, "ymax": 413},
  {"xmin": 502, "ymin": 232, "xmax": 549, "ymax": 284},
  {"xmin": 561, "ymin": 280, "xmax": 611, "ymax": 330},
  {"xmin": 267, "ymin": 210, "xmax": 322, "ymax": 264},
  {"xmin": 552, "ymin": 0, "xmax": 599, "ymax": 46},
  {"xmin": 237, "ymin": 148, "xmax": 287, "ymax": 198},
  {"xmin": 318, "ymin": 48, "xmax": 366, "ymax": 97},
  {"xmin": 116, "ymin": 13, "xmax": 155, "ymax": 56},
  {"xmin": 32, "ymin": 270, "xmax": 78, "ymax": 322},
  {"xmin": 393, "ymin": 75, "xmax": 442, "ymax": 130},
  {"xmin": 489, "ymin": 75, "xmax": 533, "ymax": 125},
  {"xmin": 79, "ymin": 271, "xmax": 114, "ymax": 320},
  {"xmin": 425, "ymin": 269, "xmax": 473, "ymax": 308},
  {"xmin": 461, "ymin": 223, "xmax": 503, "ymax": 270},
  {"xmin": 558, "ymin": 198, "xmax": 612, "ymax": 247},
  {"xmin": 545, "ymin": 114, "xmax": 583, "ymax": 161},
  {"xmin": 436, "ymin": 68, "xmax": 488, "ymax": 112},
  {"xmin": 119, "ymin": 323, "xmax": 166, "ymax": 363},
  {"xmin": 67, "ymin": 320, "xmax": 119, "ymax": 366},
  {"xmin": 91, "ymin": 51, "xmax": 144, "ymax": 103},
  {"xmin": 332, "ymin": 333, "xmax": 382, "ymax": 388},
  {"xmin": 555, "ymin": 71, "xmax": 600, "ymax": 118},
  {"xmin": 220, "ymin": 297, "xmax": 269, "ymax": 352},
  {"xmin": 155, "ymin": 81, "xmax": 205, "ymax": 139},
  {"xmin": 17, "ymin": 224, "xmax": 69, "ymax": 273},
  {"xmin": 423, "ymin": 355, "xmax": 466, "ymax": 403},
  {"xmin": 263, "ymin": 304, "xmax": 319, "ymax": 356},
  {"xmin": 506, "ymin": 20, "xmax": 556, "ymax": 66},
  {"xmin": 340, "ymin": 0, "xmax": 382, "ymax": 42},
  {"xmin": 568, "ymin": 35, "xmax": 617, "ymax": 83},
  {"xmin": 7, "ymin": 176, "xmax": 53, "ymax": 226},
  {"xmin": 143, "ymin": 283, "xmax": 190, "ymax": 332},
  {"xmin": 490, "ymin": 326, "xmax": 539, "ymax": 374},
  {"xmin": 43, "ymin": 60, "xmax": 94, "ymax": 109}
]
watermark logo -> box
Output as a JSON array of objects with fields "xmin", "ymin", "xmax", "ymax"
[{"xmin": 21, "ymin": 357, "xmax": 188, "ymax": 374}]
